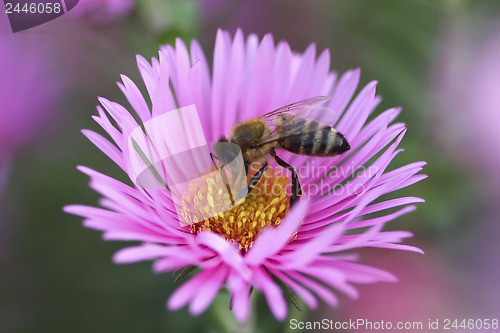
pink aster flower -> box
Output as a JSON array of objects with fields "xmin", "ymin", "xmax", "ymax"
[{"xmin": 64, "ymin": 30, "xmax": 425, "ymax": 321}]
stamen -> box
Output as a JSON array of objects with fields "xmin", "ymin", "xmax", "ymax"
[{"xmin": 187, "ymin": 167, "xmax": 290, "ymax": 252}]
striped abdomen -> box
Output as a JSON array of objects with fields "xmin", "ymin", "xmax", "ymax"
[{"xmin": 277, "ymin": 118, "xmax": 350, "ymax": 157}]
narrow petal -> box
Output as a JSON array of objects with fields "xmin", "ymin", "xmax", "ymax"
[
  {"xmin": 211, "ymin": 29, "xmax": 231, "ymax": 137},
  {"xmin": 113, "ymin": 244, "xmax": 170, "ymax": 264},
  {"xmin": 280, "ymin": 222, "xmax": 345, "ymax": 268},
  {"xmin": 329, "ymin": 68, "xmax": 361, "ymax": 123},
  {"xmin": 82, "ymin": 130, "xmax": 124, "ymax": 170},
  {"xmin": 241, "ymin": 33, "xmax": 275, "ymax": 117},
  {"xmin": 196, "ymin": 232, "xmax": 251, "ymax": 280},
  {"xmin": 118, "ymin": 74, "xmax": 151, "ymax": 124},
  {"xmin": 287, "ymin": 43, "xmax": 316, "ymax": 101},
  {"xmin": 271, "ymin": 269, "xmax": 318, "ymax": 309},
  {"xmin": 252, "ymin": 267, "xmax": 287, "ymax": 321},
  {"xmin": 152, "ymin": 50, "xmax": 177, "ymax": 117},
  {"xmin": 92, "ymin": 106, "xmax": 123, "ymax": 149},
  {"xmin": 227, "ymin": 271, "xmax": 251, "ymax": 322},
  {"xmin": 245, "ymin": 199, "xmax": 309, "ymax": 266},
  {"xmin": 287, "ymin": 271, "xmax": 339, "ymax": 307},
  {"xmin": 168, "ymin": 267, "xmax": 219, "ymax": 311},
  {"xmin": 189, "ymin": 265, "xmax": 229, "ymax": 315},
  {"xmin": 136, "ymin": 54, "xmax": 158, "ymax": 100}
]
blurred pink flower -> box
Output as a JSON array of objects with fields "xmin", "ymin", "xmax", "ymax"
[
  {"xmin": 0, "ymin": 18, "xmax": 61, "ymax": 193},
  {"xmin": 340, "ymin": 250, "xmax": 463, "ymax": 326},
  {"xmin": 70, "ymin": 0, "xmax": 134, "ymax": 22},
  {"xmin": 437, "ymin": 23, "xmax": 500, "ymax": 194},
  {"xmin": 201, "ymin": 0, "xmax": 324, "ymax": 50},
  {"xmin": 460, "ymin": 28, "xmax": 500, "ymax": 193},
  {"xmin": 65, "ymin": 30, "xmax": 425, "ymax": 321},
  {"xmin": 436, "ymin": 20, "xmax": 500, "ymax": 316}
]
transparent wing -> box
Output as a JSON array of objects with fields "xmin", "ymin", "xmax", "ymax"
[
  {"xmin": 257, "ymin": 114, "xmax": 331, "ymax": 147},
  {"xmin": 262, "ymin": 96, "xmax": 331, "ymax": 119},
  {"xmin": 257, "ymin": 96, "xmax": 333, "ymax": 147}
]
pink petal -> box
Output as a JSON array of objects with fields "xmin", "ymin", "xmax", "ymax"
[
  {"xmin": 245, "ymin": 199, "xmax": 309, "ymax": 266},
  {"xmin": 211, "ymin": 29, "xmax": 231, "ymax": 137},
  {"xmin": 241, "ymin": 33, "xmax": 275, "ymax": 118},
  {"xmin": 336, "ymin": 81, "xmax": 378, "ymax": 140},
  {"xmin": 307, "ymin": 48, "xmax": 332, "ymax": 97},
  {"xmin": 227, "ymin": 271, "xmax": 251, "ymax": 322},
  {"xmin": 113, "ymin": 244, "xmax": 170, "ymax": 263},
  {"xmin": 299, "ymin": 265, "xmax": 358, "ymax": 299},
  {"xmin": 101, "ymin": 229, "xmax": 176, "ymax": 244},
  {"xmin": 98, "ymin": 97, "xmax": 140, "ymax": 134},
  {"xmin": 221, "ymin": 29, "xmax": 245, "ymax": 134},
  {"xmin": 280, "ymin": 222, "xmax": 345, "ymax": 268},
  {"xmin": 153, "ymin": 247, "xmax": 216, "ymax": 272},
  {"xmin": 153, "ymin": 257, "xmax": 216, "ymax": 272},
  {"xmin": 92, "ymin": 106, "xmax": 123, "ymax": 149},
  {"xmin": 270, "ymin": 41, "xmax": 293, "ymax": 108},
  {"xmin": 82, "ymin": 130, "xmax": 124, "ymax": 170},
  {"xmin": 187, "ymin": 61, "xmax": 213, "ymax": 141},
  {"xmin": 252, "ymin": 267, "xmax": 287, "ymax": 321},
  {"xmin": 369, "ymin": 243, "xmax": 424, "ymax": 254},
  {"xmin": 189, "ymin": 265, "xmax": 229, "ymax": 315},
  {"xmin": 152, "ymin": 50, "xmax": 177, "ymax": 117},
  {"xmin": 287, "ymin": 271, "xmax": 339, "ymax": 307},
  {"xmin": 346, "ymin": 205, "xmax": 417, "ymax": 231},
  {"xmin": 270, "ymin": 269, "xmax": 318, "ymax": 309},
  {"xmin": 168, "ymin": 267, "xmax": 220, "ymax": 311},
  {"xmin": 118, "ymin": 74, "xmax": 151, "ymax": 124},
  {"xmin": 329, "ymin": 260, "xmax": 397, "ymax": 284},
  {"xmin": 287, "ymin": 43, "xmax": 316, "ymax": 101},
  {"xmin": 196, "ymin": 232, "xmax": 251, "ymax": 280},
  {"xmin": 136, "ymin": 54, "xmax": 157, "ymax": 100},
  {"xmin": 328, "ymin": 68, "xmax": 361, "ymax": 123}
]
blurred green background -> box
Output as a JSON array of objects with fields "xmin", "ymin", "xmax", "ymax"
[{"xmin": 1, "ymin": 0, "xmax": 499, "ymax": 332}]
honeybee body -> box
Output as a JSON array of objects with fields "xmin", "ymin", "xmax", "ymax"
[
  {"xmin": 274, "ymin": 114, "xmax": 349, "ymax": 157},
  {"xmin": 217, "ymin": 96, "xmax": 350, "ymax": 205}
]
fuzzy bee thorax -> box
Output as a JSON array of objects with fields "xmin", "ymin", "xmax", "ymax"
[{"xmin": 229, "ymin": 118, "xmax": 272, "ymax": 162}]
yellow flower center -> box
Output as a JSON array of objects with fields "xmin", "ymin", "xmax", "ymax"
[{"xmin": 186, "ymin": 167, "xmax": 290, "ymax": 252}]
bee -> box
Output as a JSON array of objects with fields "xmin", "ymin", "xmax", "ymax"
[{"xmin": 214, "ymin": 96, "xmax": 350, "ymax": 205}]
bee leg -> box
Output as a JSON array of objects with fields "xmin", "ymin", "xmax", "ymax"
[
  {"xmin": 270, "ymin": 149, "xmax": 302, "ymax": 206},
  {"xmin": 237, "ymin": 162, "xmax": 268, "ymax": 200},
  {"xmin": 244, "ymin": 161, "xmax": 249, "ymax": 175},
  {"xmin": 248, "ymin": 162, "xmax": 268, "ymax": 192},
  {"xmin": 210, "ymin": 153, "xmax": 235, "ymax": 205}
]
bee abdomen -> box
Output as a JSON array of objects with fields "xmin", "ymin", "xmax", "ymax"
[{"xmin": 278, "ymin": 121, "xmax": 350, "ymax": 157}]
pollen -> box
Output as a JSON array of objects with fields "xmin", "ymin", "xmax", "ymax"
[{"xmin": 186, "ymin": 167, "xmax": 290, "ymax": 252}]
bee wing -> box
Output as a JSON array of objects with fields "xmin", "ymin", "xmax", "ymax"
[
  {"xmin": 262, "ymin": 96, "xmax": 331, "ymax": 119},
  {"xmin": 263, "ymin": 96, "xmax": 340, "ymax": 128},
  {"xmin": 256, "ymin": 96, "xmax": 337, "ymax": 147},
  {"xmin": 256, "ymin": 115, "xmax": 322, "ymax": 147}
]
